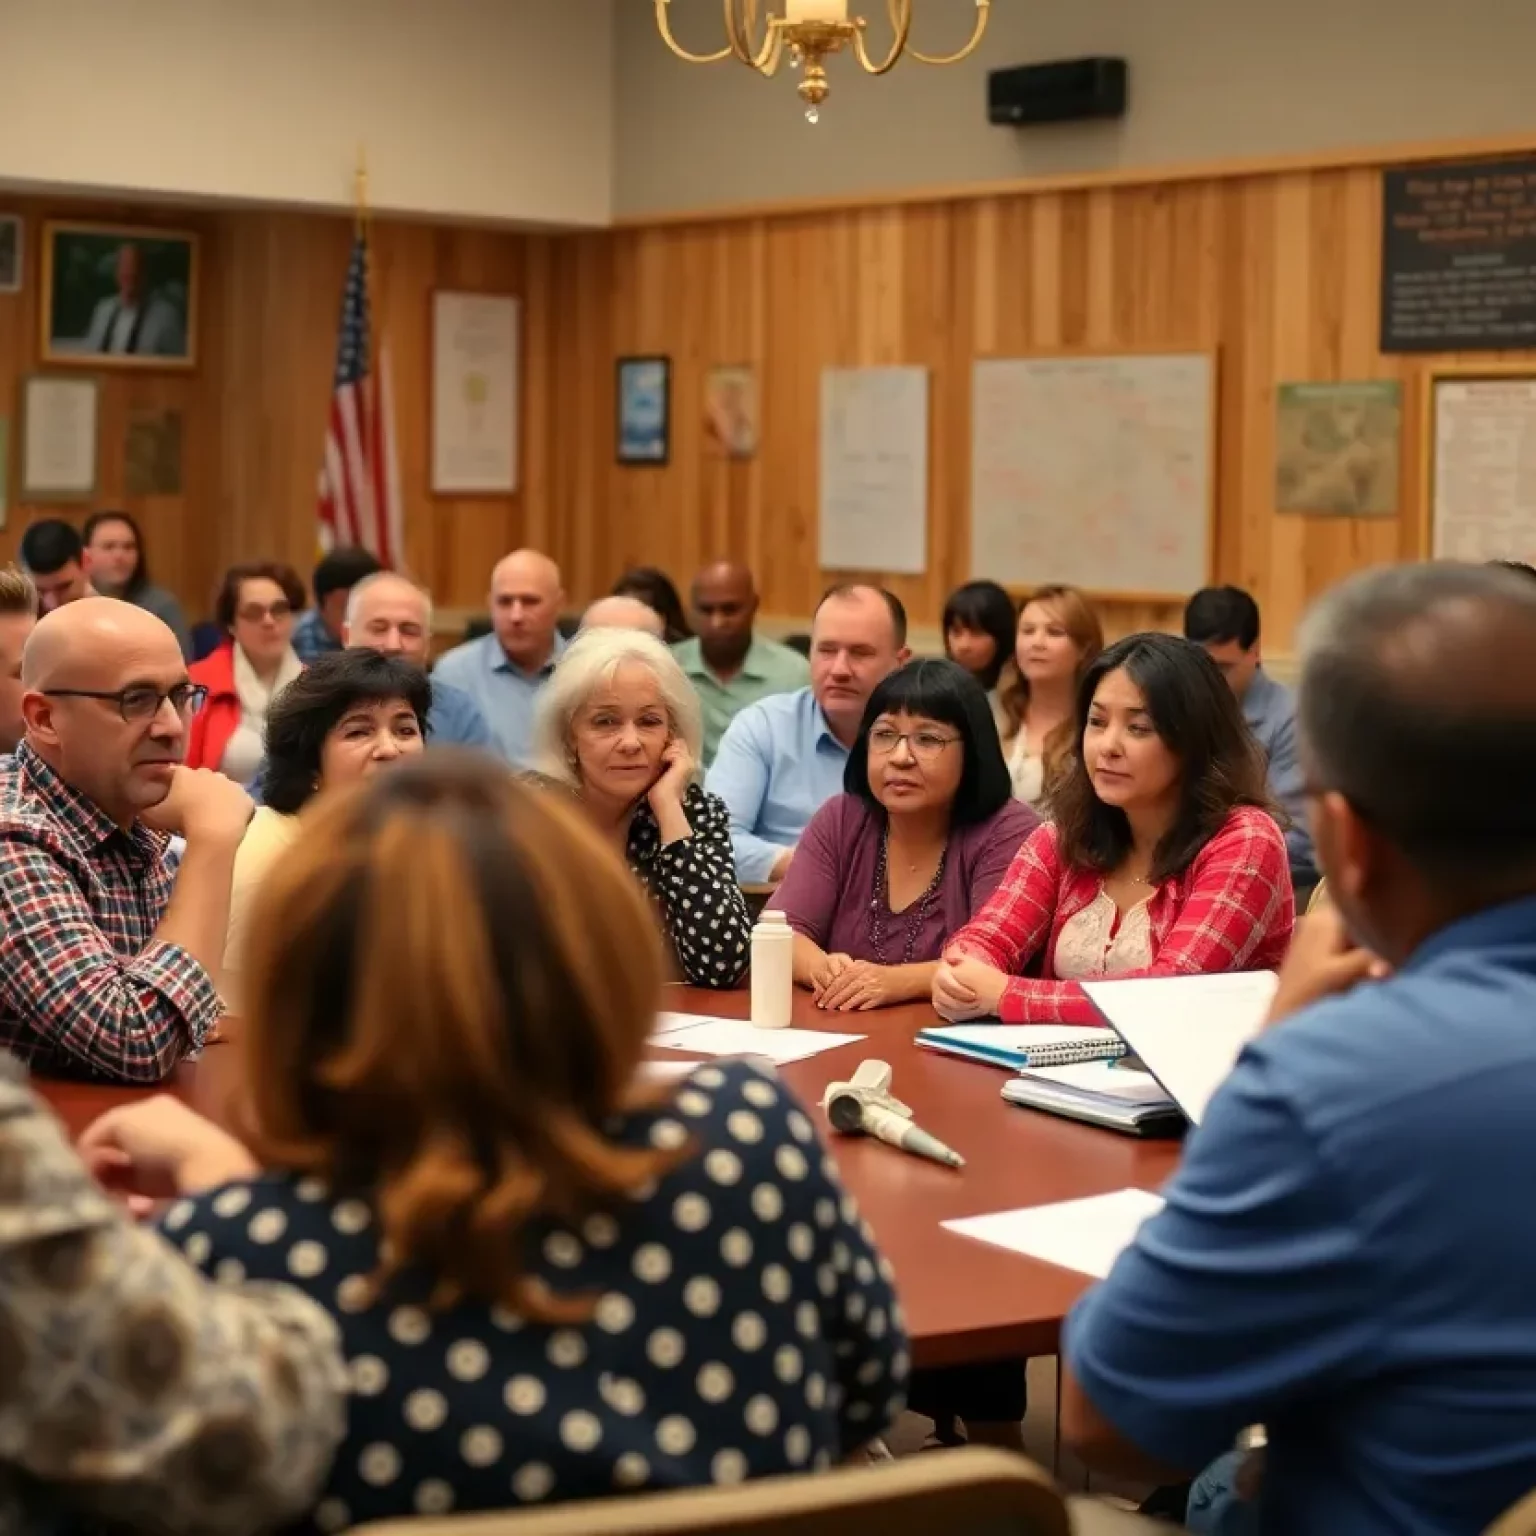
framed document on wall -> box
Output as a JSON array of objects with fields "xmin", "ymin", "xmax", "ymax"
[
  {"xmin": 1425, "ymin": 366, "xmax": 1536, "ymax": 561},
  {"xmin": 431, "ymin": 291, "xmax": 520, "ymax": 494},
  {"xmin": 20, "ymin": 374, "xmax": 99, "ymax": 502}
]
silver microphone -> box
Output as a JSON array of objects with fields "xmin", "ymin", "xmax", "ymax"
[{"xmin": 822, "ymin": 1060, "xmax": 965, "ymax": 1170}]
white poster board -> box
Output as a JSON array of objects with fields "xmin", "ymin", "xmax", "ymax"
[
  {"xmin": 819, "ymin": 366, "xmax": 928, "ymax": 575},
  {"xmin": 969, "ymin": 353, "xmax": 1214, "ymax": 596},
  {"xmin": 1430, "ymin": 375, "xmax": 1536, "ymax": 560},
  {"xmin": 431, "ymin": 291, "xmax": 519, "ymax": 494},
  {"xmin": 21, "ymin": 375, "xmax": 98, "ymax": 501}
]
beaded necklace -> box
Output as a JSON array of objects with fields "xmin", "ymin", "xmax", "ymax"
[{"xmin": 868, "ymin": 832, "xmax": 947, "ymax": 966}]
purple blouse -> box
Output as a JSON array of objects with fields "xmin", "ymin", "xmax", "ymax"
[{"xmin": 767, "ymin": 794, "xmax": 1040, "ymax": 965}]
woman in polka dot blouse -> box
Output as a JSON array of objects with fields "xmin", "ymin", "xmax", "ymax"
[
  {"xmin": 108, "ymin": 754, "xmax": 907, "ymax": 1532},
  {"xmin": 529, "ymin": 627, "xmax": 752, "ymax": 990}
]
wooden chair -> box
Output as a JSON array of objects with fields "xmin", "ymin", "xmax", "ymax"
[
  {"xmin": 350, "ymin": 1447, "xmax": 1170, "ymax": 1536},
  {"xmin": 1485, "ymin": 1488, "xmax": 1536, "ymax": 1536}
]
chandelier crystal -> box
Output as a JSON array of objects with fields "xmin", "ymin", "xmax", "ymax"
[{"xmin": 654, "ymin": 1, "xmax": 991, "ymax": 123}]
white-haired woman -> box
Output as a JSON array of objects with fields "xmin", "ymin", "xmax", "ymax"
[{"xmin": 532, "ymin": 626, "xmax": 750, "ymax": 989}]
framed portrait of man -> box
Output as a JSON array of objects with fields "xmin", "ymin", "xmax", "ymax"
[{"xmin": 41, "ymin": 222, "xmax": 198, "ymax": 369}]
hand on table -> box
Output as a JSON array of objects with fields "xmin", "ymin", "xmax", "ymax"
[
  {"xmin": 807, "ymin": 951, "xmax": 855, "ymax": 1001},
  {"xmin": 815, "ymin": 960, "xmax": 907, "ymax": 1012},
  {"xmin": 78, "ymin": 1095, "xmax": 259, "ymax": 1212},
  {"xmin": 933, "ymin": 952, "xmax": 1009, "ymax": 1021},
  {"xmin": 1266, "ymin": 904, "xmax": 1388, "ymax": 1027}
]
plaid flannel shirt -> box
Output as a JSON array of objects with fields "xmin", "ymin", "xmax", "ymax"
[
  {"xmin": 0, "ymin": 1053, "xmax": 347, "ymax": 1536},
  {"xmin": 0, "ymin": 744, "xmax": 221, "ymax": 1083},
  {"xmin": 947, "ymin": 806, "xmax": 1295, "ymax": 1025}
]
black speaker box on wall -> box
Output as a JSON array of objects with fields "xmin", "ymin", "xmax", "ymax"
[{"xmin": 988, "ymin": 57, "xmax": 1128, "ymax": 127}]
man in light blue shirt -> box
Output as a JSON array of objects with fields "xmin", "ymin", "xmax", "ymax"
[
  {"xmin": 1185, "ymin": 585, "xmax": 1315, "ymax": 889},
  {"xmin": 432, "ymin": 550, "xmax": 565, "ymax": 767},
  {"xmin": 1064, "ymin": 562, "xmax": 1536, "ymax": 1536},
  {"xmin": 707, "ymin": 584, "xmax": 909, "ymax": 882}
]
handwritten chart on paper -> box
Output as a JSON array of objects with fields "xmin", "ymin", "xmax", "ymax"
[
  {"xmin": 819, "ymin": 366, "xmax": 929, "ymax": 575},
  {"xmin": 1431, "ymin": 376, "xmax": 1536, "ymax": 561},
  {"xmin": 969, "ymin": 354, "xmax": 1214, "ymax": 596}
]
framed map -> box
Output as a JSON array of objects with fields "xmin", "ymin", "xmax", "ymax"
[{"xmin": 1275, "ymin": 381, "xmax": 1401, "ymax": 516}]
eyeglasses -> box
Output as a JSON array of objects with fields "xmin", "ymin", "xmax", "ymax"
[
  {"xmin": 43, "ymin": 683, "xmax": 209, "ymax": 723},
  {"xmin": 867, "ymin": 726, "xmax": 961, "ymax": 761},
  {"xmin": 237, "ymin": 601, "xmax": 293, "ymax": 624}
]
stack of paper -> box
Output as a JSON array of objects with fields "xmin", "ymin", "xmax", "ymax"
[
  {"xmin": 916, "ymin": 1024, "xmax": 1125, "ymax": 1071},
  {"xmin": 1082, "ymin": 971, "xmax": 1277, "ymax": 1125},
  {"xmin": 1002, "ymin": 1060, "xmax": 1182, "ymax": 1135}
]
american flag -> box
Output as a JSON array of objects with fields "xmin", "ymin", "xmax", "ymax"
[{"xmin": 317, "ymin": 232, "xmax": 402, "ymax": 565}]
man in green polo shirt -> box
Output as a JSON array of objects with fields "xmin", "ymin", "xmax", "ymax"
[{"xmin": 674, "ymin": 561, "xmax": 810, "ymax": 764}]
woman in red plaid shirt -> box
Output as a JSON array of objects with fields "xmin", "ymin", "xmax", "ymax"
[{"xmin": 934, "ymin": 633, "xmax": 1294, "ymax": 1026}]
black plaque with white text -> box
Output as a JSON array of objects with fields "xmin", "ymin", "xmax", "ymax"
[{"xmin": 1381, "ymin": 157, "xmax": 1536, "ymax": 352}]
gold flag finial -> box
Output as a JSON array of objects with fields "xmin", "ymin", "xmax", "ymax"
[{"xmin": 354, "ymin": 145, "xmax": 369, "ymax": 237}]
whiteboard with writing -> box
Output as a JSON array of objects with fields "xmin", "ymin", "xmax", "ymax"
[
  {"xmin": 820, "ymin": 366, "xmax": 928, "ymax": 575},
  {"xmin": 970, "ymin": 353, "xmax": 1214, "ymax": 596},
  {"xmin": 1431, "ymin": 376, "xmax": 1536, "ymax": 560}
]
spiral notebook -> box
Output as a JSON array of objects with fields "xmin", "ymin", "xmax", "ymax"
[{"xmin": 915, "ymin": 1024, "xmax": 1126, "ymax": 1071}]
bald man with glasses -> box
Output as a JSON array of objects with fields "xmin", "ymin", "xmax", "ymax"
[{"xmin": 0, "ymin": 599, "xmax": 253, "ymax": 1082}]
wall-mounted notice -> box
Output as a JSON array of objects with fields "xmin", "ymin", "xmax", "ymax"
[
  {"xmin": 1382, "ymin": 158, "xmax": 1536, "ymax": 353},
  {"xmin": 969, "ymin": 352, "xmax": 1214, "ymax": 598},
  {"xmin": 1429, "ymin": 373, "xmax": 1536, "ymax": 561},
  {"xmin": 819, "ymin": 366, "xmax": 928, "ymax": 575}
]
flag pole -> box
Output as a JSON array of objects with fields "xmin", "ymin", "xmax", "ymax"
[{"xmin": 354, "ymin": 144, "xmax": 369, "ymax": 239}]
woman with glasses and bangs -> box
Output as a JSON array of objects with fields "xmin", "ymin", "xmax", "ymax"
[
  {"xmin": 766, "ymin": 659, "xmax": 1039, "ymax": 1012},
  {"xmin": 185, "ymin": 562, "xmax": 306, "ymax": 779}
]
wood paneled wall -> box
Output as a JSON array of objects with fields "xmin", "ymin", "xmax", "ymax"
[
  {"xmin": 0, "ymin": 196, "xmax": 530, "ymax": 620},
  {"xmin": 4, "ymin": 148, "xmax": 1533, "ymax": 653},
  {"xmin": 524, "ymin": 159, "xmax": 1536, "ymax": 653}
]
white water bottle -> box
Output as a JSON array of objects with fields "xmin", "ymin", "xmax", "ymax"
[{"xmin": 750, "ymin": 910, "xmax": 794, "ymax": 1029}]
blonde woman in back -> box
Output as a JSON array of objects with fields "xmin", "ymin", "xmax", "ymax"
[{"xmin": 996, "ymin": 585, "xmax": 1104, "ymax": 810}]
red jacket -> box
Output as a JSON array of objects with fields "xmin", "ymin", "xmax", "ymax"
[
  {"xmin": 184, "ymin": 642, "xmax": 241, "ymax": 773},
  {"xmin": 947, "ymin": 806, "xmax": 1294, "ymax": 1025}
]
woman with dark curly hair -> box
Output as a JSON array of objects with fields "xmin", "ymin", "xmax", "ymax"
[{"xmin": 220, "ymin": 649, "xmax": 429, "ymax": 1011}]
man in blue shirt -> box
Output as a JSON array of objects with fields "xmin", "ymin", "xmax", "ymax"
[
  {"xmin": 1064, "ymin": 561, "xmax": 1536, "ymax": 1536},
  {"xmin": 1184, "ymin": 585, "xmax": 1315, "ymax": 891},
  {"xmin": 291, "ymin": 547, "xmax": 382, "ymax": 664},
  {"xmin": 432, "ymin": 550, "xmax": 565, "ymax": 767},
  {"xmin": 707, "ymin": 584, "xmax": 908, "ymax": 882}
]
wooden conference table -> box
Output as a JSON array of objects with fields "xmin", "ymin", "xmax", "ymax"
[{"xmin": 34, "ymin": 988, "xmax": 1181, "ymax": 1371}]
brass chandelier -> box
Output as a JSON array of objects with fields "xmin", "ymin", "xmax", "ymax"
[{"xmin": 654, "ymin": 1, "xmax": 992, "ymax": 123}]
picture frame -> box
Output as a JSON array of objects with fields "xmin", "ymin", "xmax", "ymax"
[
  {"xmin": 20, "ymin": 374, "xmax": 100, "ymax": 502},
  {"xmin": 0, "ymin": 215, "xmax": 21, "ymax": 295},
  {"xmin": 704, "ymin": 364, "xmax": 758, "ymax": 460},
  {"xmin": 1274, "ymin": 380, "xmax": 1401, "ymax": 517},
  {"xmin": 41, "ymin": 220, "xmax": 199, "ymax": 369},
  {"xmin": 616, "ymin": 355, "xmax": 671, "ymax": 466},
  {"xmin": 431, "ymin": 290, "xmax": 520, "ymax": 494}
]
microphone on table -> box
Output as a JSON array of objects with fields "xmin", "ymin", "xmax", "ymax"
[{"xmin": 821, "ymin": 1059, "xmax": 965, "ymax": 1171}]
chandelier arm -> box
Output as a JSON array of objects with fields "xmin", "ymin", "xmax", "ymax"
[
  {"xmin": 906, "ymin": 0, "xmax": 991, "ymax": 65},
  {"xmin": 852, "ymin": 0, "xmax": 914, "ymax": 74},
  {"xmin": 653, "ymin": 0, "xmax": 735, "ymax": 62},
  {"xmin": 726, "ymin": 0, "xmax": 784, "ymax": 71}
]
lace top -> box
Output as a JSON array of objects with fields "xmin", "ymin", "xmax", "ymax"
[{"xmin": 1052, "ymin": 887, "xmax": 1156, "ymax": 981}]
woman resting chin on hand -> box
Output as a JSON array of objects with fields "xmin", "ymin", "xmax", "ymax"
[{"xmin": 767, "ymin": 659, "xmax": 1038, "ymax": 1012}]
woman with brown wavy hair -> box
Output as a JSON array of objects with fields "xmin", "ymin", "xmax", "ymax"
[
  {"xmin": 92, "ymin": 752, "xmax": 907, "ymax": 1527},
  {"xmin": 996, "ymin": 584, "xmax": 1104, "ymax": 809}
]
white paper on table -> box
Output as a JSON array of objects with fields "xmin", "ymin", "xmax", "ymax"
[
  {"xmin": 1082, "ymin": 971, "xmax": 1277, "ymax": 1125},
  {"xmin": 650, "ymin": 1018, "xmax": 865, "ymax": 1065},
  {"xmin": 638, "ymin": 1058, "xmax": 701, "ymax": 1081},
  {"xmin": 942, "ymin": 1188, "xmax": 1166, "ymax": 1279},
  {"xmin": 652, "ymin": 1011, "xmax": 708, "ymax": 1036}
]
